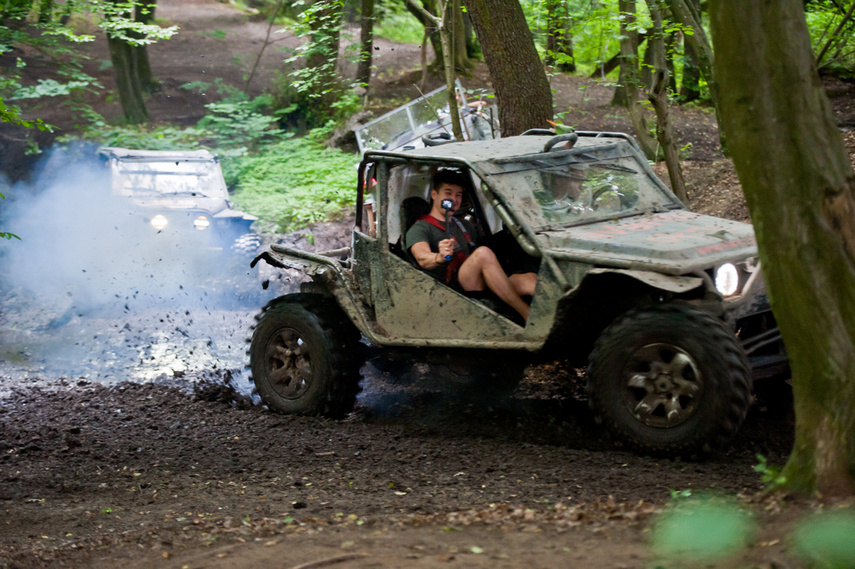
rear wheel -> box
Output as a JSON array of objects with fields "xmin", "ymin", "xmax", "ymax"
[
  {"xmin": 250, "ymin": 294, "xmax": 362, "ymax": 418},
  {"xmin": 587, "ymin": 304, "xmax": 752, "ymax": 457}
]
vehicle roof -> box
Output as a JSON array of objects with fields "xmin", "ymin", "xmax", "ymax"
[
  {"xmin": 363, "ymin": 132, "xmax": 636, "ymax": 166},
  {"xmin": 99, "ymin": 147, "xmax": 217, "ymax": 161}
]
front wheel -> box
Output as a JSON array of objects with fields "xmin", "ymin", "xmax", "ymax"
[
  {"xmin": 587, "ymin": 304, "xmax": 752, "ymax": 457},
  {"xmin": 250, "ymin": 294, "xmax": 362, "ymax": 418}
]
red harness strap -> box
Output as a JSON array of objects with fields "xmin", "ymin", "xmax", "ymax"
[{"xmin": 418, "ymin": 214, "xmax": 471, "ymax": 285}]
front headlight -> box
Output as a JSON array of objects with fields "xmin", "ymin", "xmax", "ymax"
[
  {"xmin": 150, "ymin": 214, "xmax": 168, "ymax": 231},
  {"xmin": 193, "ymin": 215, "xmax": 210, "ymax": 230},
  {"xmin": 715, "ymin": 263, "xmax": 740, "ymax": 296}
]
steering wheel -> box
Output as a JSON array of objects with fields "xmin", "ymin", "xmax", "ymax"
[{"xmin": 590, "ymin": 184, "xmax": 636, "ymax": 211}]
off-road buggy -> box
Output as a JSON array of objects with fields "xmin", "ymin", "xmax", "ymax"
[
  {"xmin": 99, "ymin": 147, "xmax": 260, "ymax": 254},
  {"xmin": 249, "ymin": 130, "xmax": 788, "ymax": 457}
]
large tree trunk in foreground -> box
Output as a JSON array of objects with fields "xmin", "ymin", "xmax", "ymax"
[
  {"xmin": 710, "ymin": 0, "xmax": 855, "ymax": 497},
  {"xmin": 465, "ymin": 0, "xmax": 552, "ymax": 136}
]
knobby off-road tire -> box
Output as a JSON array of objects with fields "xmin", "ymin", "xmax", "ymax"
[
  {"xmin": 250, "ymin": 294, "xmax": 362, "ymax": 418},
  {"xmin": 231, "ymin": 232, "xmax": 262, "ymax": 255},
  {"xmin": 586, "ymin": 303, "xmax": 752, "ymax": 457}
]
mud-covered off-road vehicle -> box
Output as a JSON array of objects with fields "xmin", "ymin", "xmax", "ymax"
[
  {"xmin": 99, "ymin": 147, "xmax": 260, "ymax": 254},
  {"xmin": 249, "ymin": 130, "xmax": 788, "ymax": 457}
]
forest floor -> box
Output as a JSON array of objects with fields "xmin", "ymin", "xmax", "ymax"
[{"xmin": 3, "ymin": 0, "xmax": 855, "ymax": 568}]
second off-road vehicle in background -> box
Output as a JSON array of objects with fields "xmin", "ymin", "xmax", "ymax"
[
  {"xmin": 249, "ymin": 129, "xmax": 788, "ymax": 458},
  {"xmin": 99, "ymin": 147, "xmax": 260, "ymax": 254}
]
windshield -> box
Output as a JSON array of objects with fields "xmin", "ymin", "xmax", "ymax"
[
  {"xmin": 354, "ymin": 82, "xmax": 497, "ymax": 153},
  {"xmin": 480, "ymin": 143, "xmax": 679, "ymax": 229},
  {"xmin": 113, "ymin": 159, "xmax": 228, "ymax": 198}
]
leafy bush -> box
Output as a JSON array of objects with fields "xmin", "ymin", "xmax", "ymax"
[{"xmin": 229, "ymin": 137, "xmax": 357, "ymax": 232}]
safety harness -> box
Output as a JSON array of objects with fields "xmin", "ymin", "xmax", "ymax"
[{"xmin": 418, "ymin": 214, "xmax": 475, "ymax": 285}]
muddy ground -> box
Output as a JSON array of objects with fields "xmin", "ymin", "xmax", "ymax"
[{"xmin": 3, "ymin": 0, "xmax": 855, "ymax": 567}]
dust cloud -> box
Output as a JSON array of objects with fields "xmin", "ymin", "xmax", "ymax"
[{"xmin": 0, "ymin": 145, "xmax": 278, "ymax": 389}]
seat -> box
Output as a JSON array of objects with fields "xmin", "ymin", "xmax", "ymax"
[{"xmin": 392, "ymin": 196, "xmax": 431, "ymax": 261}]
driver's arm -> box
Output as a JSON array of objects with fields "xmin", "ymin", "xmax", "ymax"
[{"xmin": 410, "ymin": 239, "xmax": 455, "ymax": 270}]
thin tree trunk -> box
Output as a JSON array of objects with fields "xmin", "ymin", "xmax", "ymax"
[
  {"xmin": 132, "ymin": 1, "xmax": 157, "ymax": 94},
  {"xmin": 664, "ymin": 0, "xmax": 727, "ymax": 152},
  {"xmin": 451, "ymin": 0, "xmax": 475, "ymax": 72},
  {"xmin": 407, "ymin": 0, "xmax": 443, "ymax": 67},
  {"xmin": 440, "ymin": 0, "xmax": 462, "ymax": 139},
  {"xmin": 545, "ymin": 0, "xmax": 575, "ymax": 71},
  {"xmin": 611, "ymin": 0, "xmax": 638, "ymax": 107},
  {"xmin": 464, "ymin": 0, "xmax": 552, "ymax": 136},
  {"xmin": 355, "ymin": 0, "xmax": 375, "ymax": 87},
  {"xmin": 710, "ymin": 0, "xmax": 855, "ymax": 497},
  {"xmin": 306, "ymin": 0, "xmax": 343, "ymax": 111},
  {"xmin": 646, "ymin": 1, "xmax": 687, "ymax": 203}
]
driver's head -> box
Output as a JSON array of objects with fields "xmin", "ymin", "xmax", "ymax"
[{"xmin": 430, "ymin": 169, "xmax": 468, "ymax": 213}]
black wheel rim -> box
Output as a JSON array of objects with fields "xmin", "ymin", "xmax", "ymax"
[
  {"xmin": 623, "ymin": 343, "xmax": 703, "ymax": 428},
  {"xmin": 266, "ymin": 327, "xmax": 312, "ymax": 400}
]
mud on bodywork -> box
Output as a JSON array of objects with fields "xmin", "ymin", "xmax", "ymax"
[{"xmin": 250, "ymin": 129, "xmax": 789, "ymax": 458}]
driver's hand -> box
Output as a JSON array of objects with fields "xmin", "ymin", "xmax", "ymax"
[{"xmin": 438, "ymin": 237, "xmax": 456, "ymax": 259}]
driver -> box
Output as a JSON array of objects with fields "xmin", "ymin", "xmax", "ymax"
[{"xmin": 405, "ymin": 169, "xmax": 537, "ymax": 321}]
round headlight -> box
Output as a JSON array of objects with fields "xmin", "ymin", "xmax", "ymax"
[
  {"xmin": 150, "ymin": 214, "xmax": 168, "ymax": 231},
  {"xmin": 193, "ymin": 215, "xmax": 210, "ymax": 231},
  {"xmin": 715, "ymin": 263, "xmax": 739, "ymax": 296}
]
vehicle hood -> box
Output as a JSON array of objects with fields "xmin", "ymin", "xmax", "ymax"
[
  {"xmin": 124, "ymin": 195, "xmax": 230, "ymax": 214},
  {"xmin": 535, "ymin": 209, "xmax": 757, "ymax": 273}
]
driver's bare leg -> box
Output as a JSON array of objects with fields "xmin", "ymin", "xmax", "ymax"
[
  {"xmin": 509, "ymin": 273, "xmax": 537, "ymax": 297},
  {"xmin": 457, "ymin": 247, "xmax": 530, "ymax": 320}
]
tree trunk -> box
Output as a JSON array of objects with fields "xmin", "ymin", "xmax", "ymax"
[
  {"xmin": 679, "ymin": 0, "xmax": 701, "ymax": 101},
  {"xmin": 1, "ymin": 0, "xmax": 35, "ymax": 29},
  {"xmin": 611, "ymin": 0, "xmax": 638, "ymax": 107},
  {"xmin": 646, "ymin": 0, "xmax": 687, "ymax": 204},
  {"xmin": 545, "ymin": 0, "xmax": 575, "ymax": 72},
  {"xmin": 439, "ymin": 0, "xmax": 463, "ymax": 140},
  {"xmin": 107, "ymin": 33, "xmax": 150, "ymax": 124},
  {"xmin": 132, "ymin": 1, "xmax": 157, "ymax": 94},
  {"xmin": 464, "ymin": 0, "xmax": 552, "ymax": 136},
  {"xmin": 450, "ymin": 0, "xmax": 475, "ymax": 72},
  {"xmin": 305, "ymin": 0, "xmax": 344, "ymax": 111},
  {"xmin": 307, "ymin": 1, "xmax": 342, "ymax": 74},
  {"xmin": 356, "ymin": 0, "xmax": 375, "ymax": 87},
  {"xmin": 710, "ymin": 0, "xmax": 855, "ymax": 497},
  {"xmin": 407, "ymin": 0, "xmax": 443, "ymax": 68},
  {"xmin": 664, "ymin": 0, "xmax": 727, "ymax": 152}
]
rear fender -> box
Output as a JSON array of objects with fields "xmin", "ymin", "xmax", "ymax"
[{"xmin": 251, "ymin": 244, "xmax": 376, "ymax": 338}]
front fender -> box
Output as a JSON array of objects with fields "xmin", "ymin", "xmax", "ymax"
[{"xmin": 584, "ymin": 268, "xmax": 705, "ymax": 294}]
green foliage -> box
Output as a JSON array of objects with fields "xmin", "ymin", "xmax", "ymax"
[
  {"xmin": 229, "ymin": 136, "xmax": 357, "ymax": 232},
  {"xmin": 374, "ymin": 2, "xmax": 423, "ymax": 45},
  {"xmin": 753, "ymin": 454, "xmax": 787, "ymax": 489},
  {"xmin": 792, "ymin": 510, "xmax": 855, "ymax": 569},
  {"xmin": 1, "ymin": 191, "xmax": 21, "ymax": 241},
  {"xmin": 0, "ymin": 97, "xmax": 52, "ymax": 132},
  {"xmin": 806, "ymin": 1, "xmax": 855, "ymax": 75},
  {"xmin": 274, "ymin": 0, "xmax": 362, "ymax": 132},
  {"xmin": 66, "ymin": 123, "xmax": 206, "ymax": 150},
  {"xmin": 650, "ymin": 495, "xmax": 755, "ymax": 563},
  {"xmin": 182, "ymin": 82, "xmax": 285, "ymax": 153}
]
